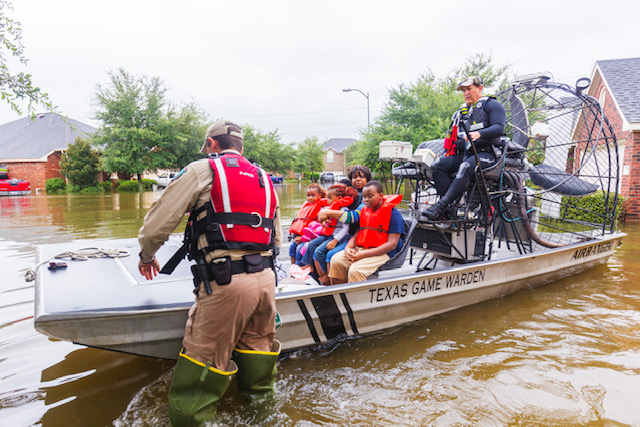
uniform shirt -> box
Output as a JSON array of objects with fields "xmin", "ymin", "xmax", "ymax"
[
  {"xmin": 138, "ymin": 149, "xmax": 282, "ymax": 264},
  {"xmin": 463, "ymin": 97, "xmax": 506, "ymax": 152}
]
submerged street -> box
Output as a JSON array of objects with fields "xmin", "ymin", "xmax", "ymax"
[{"xmin": 1, "ymin": 184, "xmax": 639, "ymax": 425}]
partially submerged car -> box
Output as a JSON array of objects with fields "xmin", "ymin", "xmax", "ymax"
[
  {"xmin": 155, "ymin": 171, "xmax": 178, "ymax": 188},
  {"xmin": 269, "ymin": 173, "xmax": 283, "ymax": 184},
  {"xmin": 0, "ymin": 171, "xmax": 31, "ymax": 196},
  {"xmin": 320, "ymin": 172, "xmax": 335, "ymax": 183}
]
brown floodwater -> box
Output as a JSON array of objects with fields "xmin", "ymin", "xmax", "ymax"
[{"xmin": 1, "ymin": 185, "xmax": 639, "ymax": 425}]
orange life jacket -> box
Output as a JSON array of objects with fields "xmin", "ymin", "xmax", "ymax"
[
  {"xmin": 321, "ymin": 196, "xmax": 354, "ymax": 236},
  {"xmin": 289, "ymin": 198, "xmax": 328, "ymax": 236},
  {"xmin": 355, "ymin": 194, "xmax": 403, "ymax": 249}
]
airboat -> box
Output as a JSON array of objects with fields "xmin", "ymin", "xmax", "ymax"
[{"xmin": 33, "ymin": 75, "xmax": 625, "ymax": 359}]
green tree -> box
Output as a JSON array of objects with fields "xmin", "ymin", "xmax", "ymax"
[
  {"xmin": 448, "ymin": 52, "xmax": 514, "ymax": 94},
  {"xmin": 295, "ymin": 136, "xmax": 325, "ymax": 179},
  {"xmin": 92, "ymin": 68, "xmax": 169, "ymax": 180},
  {"xmin": 0, "ymin": 1, "xmax": 54, "ymax": 115},
  {"xmin": 351, "ymin": 53, "xmax": 513, "ymax": 172},
  {"xmin": 350, "ymin": 72, "xmax": 460, "ymax": 172},
  {"xmin": 159, "ymin": 103, "xmax": 208, "ymax": 169},
  {"xmin": 59, "ymin": 137, "xmax": 101, "ymax": 189},
  {"xmin": 242, "ymin": 125, "xmax": 293, "ymax": 174}
]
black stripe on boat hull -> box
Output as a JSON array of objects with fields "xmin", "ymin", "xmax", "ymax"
[
  {"xmin": 297, "ymin": 299, "xmax": 320, "ymax": 343},
  {"xmin": 310, "ymin": 295, "xmax": 347, "ymax": 340},
  {"xmin": 339, "ymin": 292, "xmax": 359, "ymax": 335}
]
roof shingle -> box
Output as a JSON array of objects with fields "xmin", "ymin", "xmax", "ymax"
[
  {"xmin": 597, "ymin": 57, "xmax": 640, "ymax": 123},
  {"xmin": 323, "ymin": 138, "xmax": 356, "ymax": 153},
  {"xmin": 0, "ymin": 113, "xmax": 96, "ymax": 160}
]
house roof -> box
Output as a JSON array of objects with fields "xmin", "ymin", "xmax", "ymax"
[
  {"xmin": 323, "ymin": 138, "xmax": 356, "ymax": 153},
  {"xmin": 0, "ymin": 112, "xmax": 97, "ymax": 160},
  {"xmin": 596, "ymin": 57, "xmax": 640, "ymax": 123}
]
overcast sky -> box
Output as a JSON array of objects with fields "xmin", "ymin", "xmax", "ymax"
[{"xmin": 3, "ymin": 0, "xmax": 638, "ymax": 144}]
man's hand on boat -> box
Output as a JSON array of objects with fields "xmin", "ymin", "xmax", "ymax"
[{"xmin": 138, "ymin": 258, "xmax": 160, "ymax": 280}]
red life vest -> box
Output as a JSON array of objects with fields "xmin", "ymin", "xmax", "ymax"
[
  {"xmin": 355, "ymin": 194, "xmax": 402, "ymax": 249},
  {"xmin": 207, "ymin": 153, "xmax": 277, "ymax": 249},
  {"xmin": 443, "ymin": 124, "xmax": 458, "ymax": 156},
  {"xmin": 321, "ymin": 196, "xmax": 354, "ymax": 236},
  {"xmin": 289, "ymin": 199, "xmax": 328, "ymax": 236},
  {"xmin": 185, "ymin": 153, "xmax": 278, "ymax": 256}
]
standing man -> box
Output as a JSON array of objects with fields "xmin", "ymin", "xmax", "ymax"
[
  {"xmin": 421, "ymin": 75, "xmax": 506, "ymax": 220},
  {"xmin": 137, "ymin": 120, "xmax": 282, "ymax": 426}
]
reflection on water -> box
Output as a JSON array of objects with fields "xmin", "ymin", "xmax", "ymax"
[
  {"xmin": 40, "ymin": 348, "xmax": 174, "ymax": 426},
  {"xmin": 1, "ymin": 186, "xmax": 639, "ymax": 425}
]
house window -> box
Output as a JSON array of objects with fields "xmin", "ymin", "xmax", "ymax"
[{"xmin": 327, "ymin": 150, "xmax": 334, "ymax": 163}]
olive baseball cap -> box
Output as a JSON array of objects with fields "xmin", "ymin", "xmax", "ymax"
[
  {"xmin": 457, "ymin": 75, "xmax": 484, "ymax": 90},
  {"xmin": 200, "ymin": 120, "xmax": 243, "ymax": 153}
]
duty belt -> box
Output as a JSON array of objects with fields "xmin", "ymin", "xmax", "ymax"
[{"xmin": 191, "ymin": 254, "xmax": 274, "ymax": 292}]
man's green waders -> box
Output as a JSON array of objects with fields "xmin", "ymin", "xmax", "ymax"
[
  {"xmin": 232, "ymin": 340, "xmax": 281, "ymax": 401},
  {"xmin": 168, "ymin": 341, "xmax": 281, "ymax": 425},
  {"xmin": 168, "ymin": 351, "xmax": 238, "ymax": 426}
]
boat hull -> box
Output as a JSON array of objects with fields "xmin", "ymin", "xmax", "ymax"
[{"xmin": 34, "ymin": 233, "xmax": 624, "ymax": 359}]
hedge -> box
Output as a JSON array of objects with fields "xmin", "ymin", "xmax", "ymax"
[
  {"xmin": 560, "ymin": 191, "xmax": 624, "ymax": 225},
  {"xmin": 100, "ymin": 181, "xmax": 113, "ymax": 192},
  {"xmin": 141, "ymin": 178, "xmax": 156, "ymax": 190},
  {"xmin": 45, "ymin": 178, "xmax": 66, "ymax": 193},
  {"xmin": 117, "ymin": 180, "xmax": 142, "ymax": 192}
]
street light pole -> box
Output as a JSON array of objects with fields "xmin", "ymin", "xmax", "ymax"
[{"xmin": 342, "ymin": 88, "xmax": 370, "ymax": 129}]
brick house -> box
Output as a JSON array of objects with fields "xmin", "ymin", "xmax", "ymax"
[
  {"xmin": 0, "ymin": 113, "xmax": 96, "ymax": 192},
  {"xmin": 322, "ymin": 138, "xmax": 356, "ymax": 175},
  {"xmin": 589, "ymin": 57, "xmax": 640, "ymax": 220}
]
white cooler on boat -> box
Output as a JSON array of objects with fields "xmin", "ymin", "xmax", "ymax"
[
  {"xmin": 379, "ymin": 141, "xmax": 413, "ymax": 161},
  {"xmin": 412, "ymin": 148, "xmax": 438, "ymax": 167}
]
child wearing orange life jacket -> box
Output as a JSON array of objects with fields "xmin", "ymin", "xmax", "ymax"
[
  {"xmin": 312, "ymin": 184, "xmax": 359, "ymax": 284},
  {"xmin": 329, "ymin": 180, "xmax": 405, "ymax": 284},
  {"xmin": 289, "ymin": 183, "xmax": 327, "ymax": 266},
  {"xmin": 298, "ymin": 184, "xmax": 354, "ymax": 268}
]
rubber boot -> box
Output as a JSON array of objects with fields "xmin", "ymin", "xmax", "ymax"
[
  {"xmin": 420, "ymin": 200, "xmax": 454, "ymax": 221},
  {"xmin": 232, "ymin": 340, "xmax": 281, "ymax": 402},
  {"xmin": 168, "ymin": 351, "xmax": 238, "ymax": 427},
  {"xmin": 422, "ymin": 171, "xmax": 471, "ymax": 221}
]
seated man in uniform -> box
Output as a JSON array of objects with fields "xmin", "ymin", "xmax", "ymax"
[
  {"xmin": 329, "ymin": 180, "xmax": 404, "ymax": 284},
  {"xmin": 420, "ymin": 75, "xmax": 506, "ymax": 221}
]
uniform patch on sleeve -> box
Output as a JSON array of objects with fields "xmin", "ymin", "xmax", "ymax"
[{"xmin": 174, "ymin": 167, "xmax": 187, "ymax": 180}]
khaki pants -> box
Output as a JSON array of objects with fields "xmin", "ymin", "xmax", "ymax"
[
  {"xmin": 329, "ymin": 248, "xmax": 390, "ymax": 283},
  {"xmin": 182, "ymin": 268, "xmax": 276, "ymax": 371}
]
